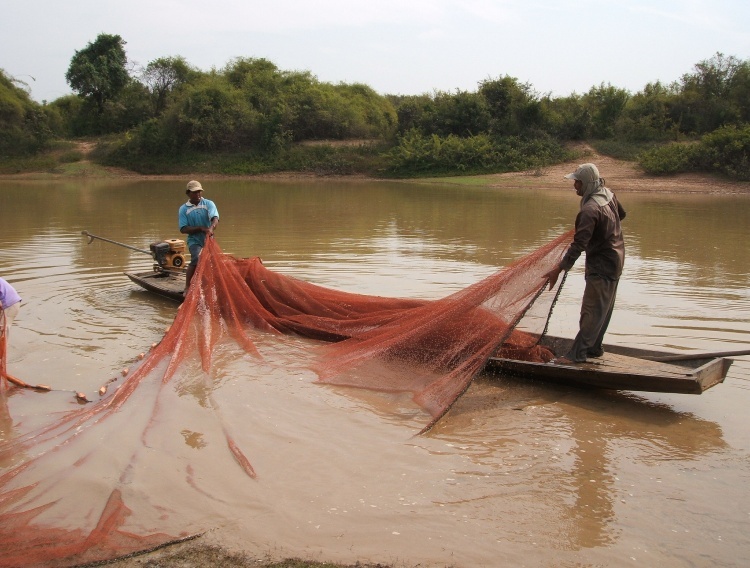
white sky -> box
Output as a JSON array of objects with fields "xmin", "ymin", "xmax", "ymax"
[{"xmin": 2, "ymin": 0, "xmax": 749, "ymax": 104}]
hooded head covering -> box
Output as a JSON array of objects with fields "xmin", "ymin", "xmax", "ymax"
[{"xmin": 564, "ymin": 163, "xmax": 613, "ymax": 208}]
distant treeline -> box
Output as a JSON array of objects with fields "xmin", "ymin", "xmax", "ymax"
[{"xmin": 2, "ymin": 33, "xmax": 749, "ymax": 179}]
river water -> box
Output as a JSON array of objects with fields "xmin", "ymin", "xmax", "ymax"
[{"xmin": 1, "ymin": 179, "xmax": 749, "ymax": 567}]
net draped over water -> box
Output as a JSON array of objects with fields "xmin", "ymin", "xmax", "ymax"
[{"xmin": 0, "ymin": 230, "xmax": 572, "ymax": 567}]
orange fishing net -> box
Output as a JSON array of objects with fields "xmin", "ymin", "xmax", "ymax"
[{"xmin": 0, "ymin": 229, "xmax": 572, "ymax": 566}]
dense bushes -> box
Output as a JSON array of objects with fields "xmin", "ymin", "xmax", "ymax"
[
  {"xmin": 114, "ymin": 60, "xmax": 397, "ymax": 160},
  {"xmin": 698, "ymin": 125, "xmax": 750, "ymax": 179},
  {"xmin": 638, "ymin": 125, "xmax": 750, "ymax": 180},
  {"xmin": 638, "ymin": 143, "xmax": 700, "ymax": 176},
  {"xmin": 385, "ymin": 129, "xmax": 570, "ymax": 176},
  {"xmin": 0, "ymin": 70, "xmax": 58, "ymax": 156}
]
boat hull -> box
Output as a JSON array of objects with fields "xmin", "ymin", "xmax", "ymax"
[
  {"xmin": 125, "ymin": 270, "xmax": 185, "ymax": 302},
  {"xmin": 486, "ymin": 336, "xmax": 730, "ymax": 394}
]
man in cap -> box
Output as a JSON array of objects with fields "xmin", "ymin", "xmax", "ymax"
[
  {"xmin": 178, "ymin": 180, "xmax": 219, "ymax": 295},
  {"xmin": 543, "ymin": 163, "xmax": 626, "ymax": 363}
]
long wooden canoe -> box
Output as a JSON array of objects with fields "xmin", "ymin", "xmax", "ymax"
[
  {"xmin": 485, "ymin": 335, "xmax": 731, "ymax": 394},
  {"xmin": 124, "ymin": 270, "xmax": 731, "ymax": 395},
  {"xmin": 125, "ymin": 270, "xmax": 185, "ymax": 302}
]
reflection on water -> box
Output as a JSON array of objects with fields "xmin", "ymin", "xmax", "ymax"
[
  {"xmin": 416, "ymin": 373, "xmax": 729, "ymax": 552},
  {"xmin": 1, "ymin": 179, "xmax": 750, "ymax": 566}
]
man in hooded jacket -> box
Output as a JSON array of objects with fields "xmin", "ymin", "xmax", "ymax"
[{"xmin": 543, "ymin": 163, "xmax": 626, "ymax": 363}]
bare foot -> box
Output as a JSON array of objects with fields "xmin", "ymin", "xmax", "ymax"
[{"xmin": 550, "ymin": 356, "xmax": 576, "ymax": 365}]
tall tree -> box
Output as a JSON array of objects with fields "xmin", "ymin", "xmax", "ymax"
[
  {"xmin": 674, "ymin": 52, "xmax": 747, "ymax": 133},
  {"xmin": 583, "ymin": 83, "xmax": 630, "ymax": 138},
  {"xmin": 478, "ymin": 76, "xmax": 539, "ymax": 135},
  {"xmin": 66, "ymin": 33, "xmax": 129, "ymax": 114},
  {"xmin": 426, "ymin": 90, "xmax": 489, "ymax": 137},
  {"xmin": 142, "ymin": 56, "xmax": 193, "ymax": 115}
]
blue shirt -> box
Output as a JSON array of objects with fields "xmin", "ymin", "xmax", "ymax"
[
  {"xmin": 178, "ymin": 197, "xmax": 219, "ymax": 247},
  {"xmin": 0, "ymin": 277, "xmax": 21, "ymax": 309}
]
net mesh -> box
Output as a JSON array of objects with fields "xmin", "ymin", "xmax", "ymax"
[{"xmin": 0, "ymin": 229, "xmax": 572, "ymax": 566}]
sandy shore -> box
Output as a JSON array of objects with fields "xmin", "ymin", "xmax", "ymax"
[{"xmin": 417, "ymin": 143, "xmax": 750, "ymax": 195}]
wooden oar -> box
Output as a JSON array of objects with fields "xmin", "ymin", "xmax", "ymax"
[{"xmin": 644, "ymin": 348, "xmax": 750, "ymax": 363}]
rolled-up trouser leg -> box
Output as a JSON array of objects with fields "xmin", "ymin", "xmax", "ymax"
[
  {"xmin": 567, "ymin": 276, "xmax": 618, "ymax": 362},
  {"xmin": 3, "ymin": 302, "xmax": 21, "ymax": 339}
]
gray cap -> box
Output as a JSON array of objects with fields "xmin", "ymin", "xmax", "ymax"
[{"xmin": 564, "ymin": 163, "xmax": 600, "ymax": 184}]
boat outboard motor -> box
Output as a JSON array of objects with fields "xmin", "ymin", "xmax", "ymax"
[
  {"xmin": 150, "ymin": 239, "xmax": 186, "ymax": 270},
  {"xmin": 150, "ymin": 241, "xmax": 170, "ymax": 268}
]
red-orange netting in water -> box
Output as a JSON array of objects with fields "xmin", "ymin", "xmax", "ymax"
[{"xmin": 0, "ymin": 229, "xmax": 573, "ymax": 567}]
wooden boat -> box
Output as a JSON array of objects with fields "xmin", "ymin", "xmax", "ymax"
[
  {"xmin": 125, "ymin": 269, "xmax": 185, "ymax": 302},
  {"xmin": 485, "ymin": 335, "xmax": 732, "ymax": 395},
  {"xmin": 81, "ymin": 231, "xmax": 188, "ymax": 302}
]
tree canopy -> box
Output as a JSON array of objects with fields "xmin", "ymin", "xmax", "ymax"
[
  {"xmin": 0, "ymin": 69, "xmax": 55, "ymax": 155},
  {"xmin": 8, "ymin": 36, "xmax": 750, "ymax": 180},
  {"xmin": 65, "ymin": 33, "xmax": 129, "ymax": 114},
  {"xmin": 142, "ymin": 56, "xmax": 194, "ymax": 115}
]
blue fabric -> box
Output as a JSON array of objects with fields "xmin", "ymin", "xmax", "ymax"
[
  {"xmin": 188, "ymin": 243, "xmax": 202, "ymax": 266},
  {"xmin": 178, "ymin": 198, "xmax": 219, "ymax": 247}
]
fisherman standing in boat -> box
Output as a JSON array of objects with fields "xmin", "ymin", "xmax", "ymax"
[
  {"xmin": 543, "ymin": 163, "xmax": 626, "ymax": 363},
  {"xmin": 179, "ymin": 180, "xmax": 219, "ymax": 296}
]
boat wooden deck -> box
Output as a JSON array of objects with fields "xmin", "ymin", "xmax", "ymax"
[
  {"xmin": 486, "ymin": 336, "xmax": 730, "ymax": 394},
  {"xmin": 125, "ymin": 270, "xmax": 185, "ymax": 302}
]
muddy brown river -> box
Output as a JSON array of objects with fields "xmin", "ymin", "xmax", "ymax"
[{"xmin": 1, "ymin": 179, "xmax": 749, "ymax": 567}]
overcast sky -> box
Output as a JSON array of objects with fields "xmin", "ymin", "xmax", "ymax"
[{"xmin": 3, "ymin": 0, "xmax": 749, "ymax": 103}]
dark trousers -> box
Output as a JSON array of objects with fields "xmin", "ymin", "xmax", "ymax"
[{"xmin": 567, "ymin": 275, "xmax": 619, "ymax": 362}]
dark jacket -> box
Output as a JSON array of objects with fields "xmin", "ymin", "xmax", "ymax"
[{"xmin": 560, "ymin": 194, "xmax": 626, "ymax": 280}]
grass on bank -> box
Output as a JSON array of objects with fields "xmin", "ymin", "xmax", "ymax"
[
  {"xmin": 2, "ymin": 134, "xmax": 581, "ymax": 180},
  {"xmin": 92, "ymin": 136, "xmax": 393, "ymax": 177},
  {"xmin": 9, "ymin": 135, "xmax": 724, "ymax": 182},
  {"xmin": 0, "ymin": 139, "xmax": 118, "ymax": 177},
  {"xmin": 587, "ymin": 139, "xmax": 663, "ymax": 161},
  {"xmin": 0, "ymin": 136, "xmax": 653, "ymax": 181}
]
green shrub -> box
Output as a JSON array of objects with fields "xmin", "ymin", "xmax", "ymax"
[
  {"xmin": 0, "ymin": 70, "xmax": 57, "ymax": 155},
  {"xmin": 385, "ymin": 130, "xmax": 505, "ymax": 175},
  {"xmin": 0, "ymin": 154, "xmax": 58, "ymax": 173},
  {"xmin": 638, "ymin": 143, "xmax": 699, "ymax": 175},
  {"xmin": 696, "ymin": 124, "xmax": 750, "ymax": 180},
  {"xmin": 58, "ymin": 150, "xmax": 84, "ymax": 163},
  {"xmin": 637, "ymin": 125, "xmax": 750, "ymax": 179},
  {"xmin": 384, "ymin": 130, "xmax": 570, "ymax": 176}
]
